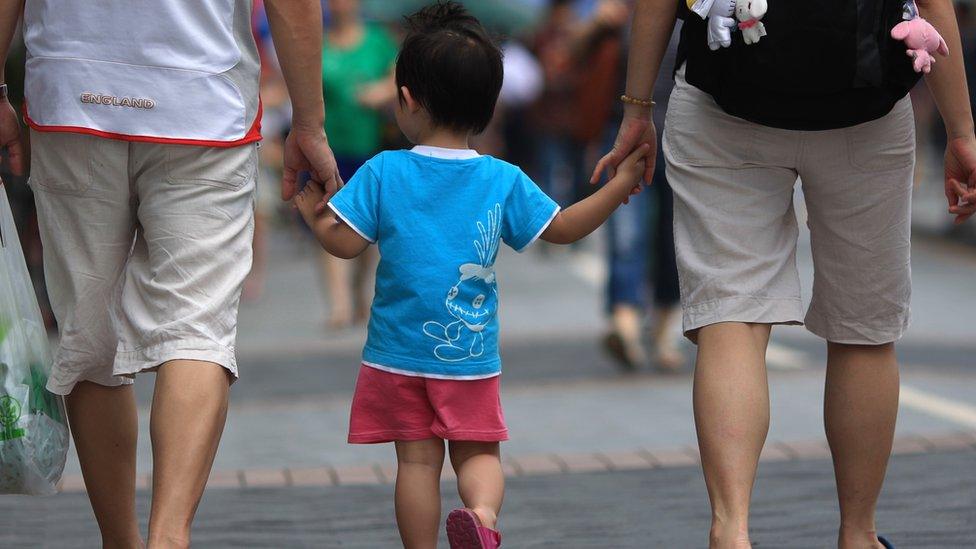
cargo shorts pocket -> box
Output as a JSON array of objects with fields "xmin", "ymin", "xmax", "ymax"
[
  {"xmin": 165, "ymin": 143, "xmax": 257, "ymax": 190},
  {"xmin": 664, "ymin": 80, "xmax": 761, "ymax": 168},
  {"xmin": 28, "ymin": 131, "xmax": 96, "ymax": 196}
]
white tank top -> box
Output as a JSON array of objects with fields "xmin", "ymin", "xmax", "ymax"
[{"xmin": 23, "ymin": 0, "xmax": 262, "ymax": 146}]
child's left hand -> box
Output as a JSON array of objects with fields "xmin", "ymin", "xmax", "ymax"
[{"xmin": 294, "ymin": 180, "xmax": 331, "ymax": 228}]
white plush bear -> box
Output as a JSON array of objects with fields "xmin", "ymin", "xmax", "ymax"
[
  {"xmin": 688, "ymin": 0, "xmax": 737, "ymax": 51},
  {"xmin": 736, "ymin": 0, "xmax": 768, "ymax": 45}
]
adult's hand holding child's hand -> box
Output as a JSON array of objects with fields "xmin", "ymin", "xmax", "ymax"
[
  {"xmin": 591, "ymin": 110, "xmax": 656, "ymax": 186},
  {"xmin": 281, "ymin": 124, "xmax": 341, "ymax": 204}
]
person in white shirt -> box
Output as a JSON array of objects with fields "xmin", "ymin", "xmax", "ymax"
[{"xmin": 0, "ymin": 1, "xmax": 340, "ymax": 547}]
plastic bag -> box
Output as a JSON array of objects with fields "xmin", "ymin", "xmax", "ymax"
[{"xmin": 0, "ymin": 183, "xmax": 69, "ymax": 495}]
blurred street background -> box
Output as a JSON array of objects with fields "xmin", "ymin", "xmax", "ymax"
[{"xmin": 2, "ymin": 0, "xmax": 976, "ymax": 547}]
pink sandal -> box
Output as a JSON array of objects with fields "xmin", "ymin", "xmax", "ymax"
[{"xmin": 446, "ymin": 509, "xmax": 502, "ymax": 549}]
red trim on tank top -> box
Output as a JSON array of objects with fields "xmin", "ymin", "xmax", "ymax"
[{"xmin": 23, "ymin": 100, "xmax": 263, "ymax": 148}]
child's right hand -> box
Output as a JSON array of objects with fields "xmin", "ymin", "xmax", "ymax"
[
  {"xmin": 293, "ymin": 180, "xmax": 371, "ymax": 259},
  {"xmin": 294, "ymin": 180, "xmax": 330, "ymax": 228}
]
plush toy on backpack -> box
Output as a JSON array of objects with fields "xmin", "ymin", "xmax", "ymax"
[
  {"xmin": 891, "ymin": 1, "xmax": 948, "ymax": 74},
  {"xmin": 736, "ymin": 0, "xmax": 768, "ymax": 45},
  {"xmin": 687, "ymin": 0, "xmax": 736, "ymax": 50},
  {"xmin": 688, "ymin": 0, "xmax": 767, "ymax": 50}
]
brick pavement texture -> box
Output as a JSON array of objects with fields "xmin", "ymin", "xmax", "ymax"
[
  {"xmin": 52, "ymin": 431, "xmax": 976, "ymax": 491},
  {"xmin": 1, "ymin": 449, "xmax": 973, "ymax": 548}
]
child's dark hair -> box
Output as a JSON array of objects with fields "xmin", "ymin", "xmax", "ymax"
[{"xmin": 396, "ymin": 1, "xmax": 504, "ymax": 135}]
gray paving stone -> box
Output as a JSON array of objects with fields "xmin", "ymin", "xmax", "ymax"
[{"xmin": 4, "ymin": 450, "xmax": 972, "ymax": 548}]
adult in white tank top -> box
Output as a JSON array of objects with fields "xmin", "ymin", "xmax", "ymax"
[{"xmin": 0, "ymin": 1, "xmax": 341, "ymax": 546}]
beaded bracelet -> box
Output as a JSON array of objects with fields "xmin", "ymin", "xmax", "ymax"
[{"xmin": 620, "ymin": 94, "xmax": 655, "ymax": 108}]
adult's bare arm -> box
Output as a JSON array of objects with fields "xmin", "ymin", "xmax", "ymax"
[
  {"xmin": 590, "ymin": 0, "xmax": 677, "ymax": 185},
  {"xmin": 265, "ymin": 0, "xmax": 340, "ymax": 200},
  {"xmin": 0, "ymin": 0, "xmax": 24, "ymax": 176},
  {"xmin": 917, "ymin": 0, "xmax": 976, "ymax": 223}
]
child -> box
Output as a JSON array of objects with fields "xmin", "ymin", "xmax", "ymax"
[{"xmin": 295, "ymin": 2, "xmax": 648, "ymax": 547}]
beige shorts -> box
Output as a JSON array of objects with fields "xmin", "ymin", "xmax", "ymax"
[
  {"xmin": 29, "ymin": 130, "xmax": 258, "ymax": 395},
  {"xmin": 663, "ymin": 70, "xmax": 915, "ymax": 345}
]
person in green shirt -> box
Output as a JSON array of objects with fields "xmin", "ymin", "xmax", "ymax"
[{"xmin": 320, "ymin": 0, "xmax": 397, "ymax": 329}]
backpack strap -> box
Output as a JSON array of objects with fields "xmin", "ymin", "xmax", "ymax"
[{"xmin": 853, "ymin": 0, "xmax": 885, "ymax": 87}]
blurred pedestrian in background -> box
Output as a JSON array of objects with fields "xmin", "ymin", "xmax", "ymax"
[
  {"xmin": 530, "ymin": 0, "xmax": 589, "ymax": 209},
  {"xmin": 319, "ymin": 0, "xmax": 398, "ymax": 329},
  {"xmin": 245, "ymin": 1, "xmax": 295, "ymax": 302},
  {"xmin": 471, "ymin": 39, "xmax": 545, "ymax": 158},
  {"xmin": 602, "ymin": 10, "xmax": 684, "ymax": 372}
]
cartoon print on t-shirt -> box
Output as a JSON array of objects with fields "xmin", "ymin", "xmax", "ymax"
[{"xmin": 423, "ymin": 204, "xmax": 501, "ymax": 362}]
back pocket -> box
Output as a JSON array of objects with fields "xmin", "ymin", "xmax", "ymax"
[
  {"xmin": 664, "ymin": 78, "xmax": 761, "ymax": 167},
  {"xmin": 165, "ymin": 144, "xmax": 256, "ymax": 190},
  {"xmin": 28, "ymin": 131, "xmax": 96, "ymax": 196}
]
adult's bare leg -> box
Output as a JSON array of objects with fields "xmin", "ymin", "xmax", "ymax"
[
  {"xmin": 693, "ymin": 322, "xmax": 772, "ymax": 549},
  {"xmin": 824, "ymin": 342, "xmax": 898, "ymax": 549},
  {"xmin": 146, "ymin": 360, "xmax": 231, "ymax": 549},
  {"xmin": 66, "ymin": 381, "xmax": 143, "ymax": 549}
]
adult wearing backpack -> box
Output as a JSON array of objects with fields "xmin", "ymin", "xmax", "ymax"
[
  {"xmin": 0, "ymin": 1, "xmax": 339, "ymax": 546},
  {"xmin": 594, "ymin": 1, "xmax": 976, "ymax": 547}
]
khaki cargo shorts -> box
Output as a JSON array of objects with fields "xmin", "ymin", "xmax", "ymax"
[
  {"xmin": 29, "ymin": 130, "xmax": 258, "ymax": 394},
  {"xmin": 663, "ymin": 70, "xmax": 915, "ymax": 345}
]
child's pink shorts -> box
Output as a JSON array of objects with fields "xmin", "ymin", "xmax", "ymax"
[{"xmin": 348, "ymin": 364, "xmax": 509, "ymax": 444}]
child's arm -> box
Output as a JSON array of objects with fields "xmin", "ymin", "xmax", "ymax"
[
  {"xmin": 295, "ymin": 181, "xmax": 371, "ymax": 259},
  {"xmin": 541, "ymin": 144, "xmax": 650, "ymax": 245}
]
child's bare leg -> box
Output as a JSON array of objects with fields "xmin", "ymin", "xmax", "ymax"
[
  {"xmin": 449, "ymin": 441, "xmax": 504, "ymax": 529},
  {"xmin": 395, "ymin": 439, "xmax": 446, "ymax": 549}
]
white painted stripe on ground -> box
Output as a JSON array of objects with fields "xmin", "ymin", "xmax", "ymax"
[
  {"xmin": 574, "ymin": 250, "xmax": 814, "ymax": 373},
  {"xmin": 570, "ymin": 252, "xmax": 605, "ymax": 289},
  {"xmin": 900, "ymin": 384, "xmax": 976, "ymax": 429}
]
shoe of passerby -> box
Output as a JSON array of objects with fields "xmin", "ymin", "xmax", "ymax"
[
  {"xmin": 603, "ymin": 332, "xmax": 643, "ymax": 371},
  {"xmin": 603, "ymin": 305, "xmax": 648, "ymax": 370},
  {"xmin": 446, "ymin": 509, "xmax": 501, "ymax": 549},
  {"xmin": 651, "ymin": 305, "xmax": 684, "ymax": 372},
  {"xmin": 654, "ymin": 345, "xmax": 685, "ymax": 372},
  {"xmin": 878, "ymin": 536, "xmax": 894, "ymax": 548}
]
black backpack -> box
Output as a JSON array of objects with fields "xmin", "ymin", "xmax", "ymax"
[{"xmin": 675, "ymin": 0, "xmax": 922, "ymax": 130}]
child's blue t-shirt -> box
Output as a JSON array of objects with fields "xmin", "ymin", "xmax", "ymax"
[{"xmin": 328, "ymin": 146, "xmax": 560, "ymax": 380}]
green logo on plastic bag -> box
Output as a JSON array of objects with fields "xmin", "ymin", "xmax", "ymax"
[{"xmin": 0, "ymin": 394, "xmax": 25, "ymax": 441}]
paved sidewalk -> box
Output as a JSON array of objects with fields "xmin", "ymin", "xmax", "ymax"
[
  {"xmin": 54, "ymin": 431, "xmax": 976, "ymax": 493},
  {"xmin": 4, "ymin": 449, "xmax": 974, "ymax": 548},
  {"xmin": 14, "ymin": 225, "xmax": 976, "ymax": 548}
]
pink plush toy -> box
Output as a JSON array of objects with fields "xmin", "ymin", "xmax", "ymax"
[{"xmin": 891, "ymin": 17, "xmax": 949, "ymax": 74}]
